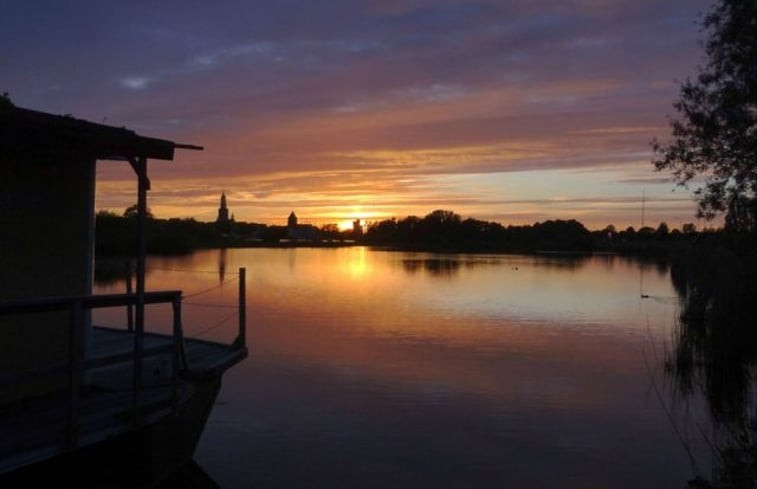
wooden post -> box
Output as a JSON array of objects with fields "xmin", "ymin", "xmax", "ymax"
[
  {"xmin": 238, "ymin": 267, "xmax": 246, "ymax": 349},
  {"xmin": 171, "ymin": 296, "xmax": 182, "ymax": 415},
  {"xmin": 132, "ymin": 156, "xmax": 148, "ymax": 428},
  {"xmin": 68, "ymin": 300, "xmax": 84, "ymax": 449},
  {"xmin": 175, "ymin": 296, "xmax": 188, "ymax": 371},
  {"xmin": 126, "ymin": 260, "xmax": 134, "ymax": 332}
]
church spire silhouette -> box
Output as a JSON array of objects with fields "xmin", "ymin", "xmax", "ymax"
[{"xmin": 217, "ymin": 191, "xmax": 230, "ymax": 225}]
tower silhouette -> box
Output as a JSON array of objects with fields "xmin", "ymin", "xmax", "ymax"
[{"xmin": 217, "ymin": 192, "xmax": 230, "ymax": 224}]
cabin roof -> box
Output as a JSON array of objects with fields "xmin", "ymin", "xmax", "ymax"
[{"xmin": 0, "ymin": 102, "xmax": 201, "ymax": 161}]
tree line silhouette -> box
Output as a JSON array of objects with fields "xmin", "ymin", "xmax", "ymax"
[
  {"xmin": 95, "ymin": 207, "xmax": 709, "ymax": 257},
  {"xmin": 363, "ymin": 209, "xmax": 698, "ymax": 254}
]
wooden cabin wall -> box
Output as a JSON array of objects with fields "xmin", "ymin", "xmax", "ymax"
[{"xmin": 0, "ymin": 154, "xmax": 96, "ymax": 404}]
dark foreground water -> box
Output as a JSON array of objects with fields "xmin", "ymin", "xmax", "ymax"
[{"xmin": 95, "ymin": 248, "xmax": 716, "ymax": 488}]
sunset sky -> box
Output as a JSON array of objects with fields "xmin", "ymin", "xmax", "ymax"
[{"xmin": 2, "ymin": 0, "xmax": 715, "ymax": 230}]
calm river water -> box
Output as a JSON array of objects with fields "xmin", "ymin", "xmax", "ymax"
[{"xmin": 95, "ymin": 248, "xmax": 713, "ymax": 488}]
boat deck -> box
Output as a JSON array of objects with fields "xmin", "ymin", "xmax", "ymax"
[{"xmin": 0, "ymin": 326, "xmax": 246, "ymax": 473}]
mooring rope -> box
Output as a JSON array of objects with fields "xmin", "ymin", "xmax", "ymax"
[
  {"xmin": 148, "ymin": 267, "xmax": 240, "ymax": 275},
  {"xmin": 183, "ymin": 301, "xmax": 238, "ymax": 309},
  {"xmin": 190, "ymin": 310, "xmax": 239, "ymax": 338},
  {"xmin": 181, "ymin": 275, "xmax": 239, "ymax": 299}
]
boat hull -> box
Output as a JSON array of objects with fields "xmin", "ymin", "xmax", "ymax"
[{"xmin": 1, "ymin": 376, "xmax": 222, "ymax": 488}]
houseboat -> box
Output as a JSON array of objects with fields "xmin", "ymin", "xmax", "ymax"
[{"xmin": 0, "ymin": 98, "xmax": 247, "ymax": 486}]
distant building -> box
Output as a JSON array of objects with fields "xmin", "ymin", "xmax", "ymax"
[
  {"xmin": 286, "ymin": 210, "xmax": 320, "ymax": 241},
  {"xmin": 353, "ymin": 219, "xmax": 363, "ymax": 236}
]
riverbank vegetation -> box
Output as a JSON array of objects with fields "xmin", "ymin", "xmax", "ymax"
[
  {"xmin": 653, "ymin": 1, "xmax": 757, "ymax": 481},
  {"xmin": 668, "ymin": 240, "xmax": 757, "ymax": 489}
]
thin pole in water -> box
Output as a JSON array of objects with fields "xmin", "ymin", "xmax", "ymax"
[
  {"xmin": 238, "ymin": 267, "xmax": 246, "ymax": 350},
  {"xmin": 641, "ymin": 189, "xmax": 646, "ymax": 229}
]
